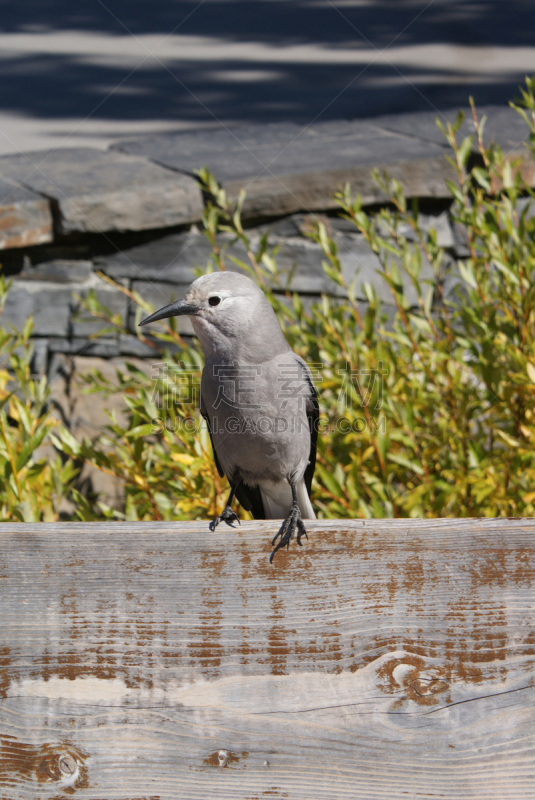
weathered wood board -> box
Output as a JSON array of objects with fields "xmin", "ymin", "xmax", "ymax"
[{"xmin": 1, "ymin": 518, "xmax": 535, "ymax": 799}]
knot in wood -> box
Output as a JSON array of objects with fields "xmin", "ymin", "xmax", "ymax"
[
  {"xmin": 58, "ymin": 753, "xmax": 77, "ymax": 777},
  {"xmin": 204, "ymin": 749, "xmax": 237, "ymax": 768},
  {"xmin": 410, "ymin": 677, "xmax": 449, "ymax": 697},
  {"xmin": 38, "ymin": 751, "xmax": 78, "ymax": 782}
]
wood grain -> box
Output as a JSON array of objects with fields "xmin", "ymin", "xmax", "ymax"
[{"xmin": 1, "ymin": 518, "xmax": 535, "ymax": 799}]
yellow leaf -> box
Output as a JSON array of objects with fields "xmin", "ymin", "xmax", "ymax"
[
  {"xmin": 527, "ymin": 361, "xmax": 535, "ymax": 384},
  {"xmin": 171, "ymin": 453, "xmax": 195, "ymax": 465},
  {"xmin": 495, "ymin": 429, "xmax": 520, "ymax": 448},
  {"xmin": 520, "ymin": 424, "xmax": 532, "ymax": 439},
  {"xmin": 523, "ymin": 491, "xmax": 535, "ymax": 503},
  {"xmin": 362, "ymin": 445, "xmax": 375, "ymax": 462}
]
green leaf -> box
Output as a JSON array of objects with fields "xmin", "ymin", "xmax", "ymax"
[
  {"xmin": 387, "ymin": 453, "xmax": 424, "ymax": 476},
  {"xmin": 16, "ymin": 425, "xmax": 51, "ymax": 472},
  {"xmin": 124, "ymin": 424, "xmax": 158, "ymax": 439}
]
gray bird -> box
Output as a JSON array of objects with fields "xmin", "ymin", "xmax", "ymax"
[{"xmin": 139, "ymin": 271, "xmax": 318, "ymax": 561}]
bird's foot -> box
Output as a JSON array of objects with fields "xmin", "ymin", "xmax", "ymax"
[
  {"xmin": 270, "ymin": 502, "xmax": 308, "ymax": 563},
  {"xmin": 209, "ymin": 505, "xmax": 241, "ymax": 532}
]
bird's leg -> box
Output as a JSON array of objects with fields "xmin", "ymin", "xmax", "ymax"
[
  {"xmin": 270, "ymin": 481, "xmax": 308, "ymax": 563},
  {"xmin": 209, "ymin": 483, "xmax": 241, "ymax": 531}
]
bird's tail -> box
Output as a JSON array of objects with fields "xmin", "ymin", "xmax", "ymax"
[
  {"xmin": 259, "ymin": 478, "xmax": 316, "ymax": 520},
  {"xmin": 296, "ymin": 479, "xmax": 316, "ymax": 519}
]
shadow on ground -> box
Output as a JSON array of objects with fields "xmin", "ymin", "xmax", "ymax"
[{"xmin": 1, "ymin": 0, "xmax": 534, "ymax": 126}]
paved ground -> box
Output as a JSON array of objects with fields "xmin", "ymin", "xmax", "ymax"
[{"xmin": 1, "ymin": 0, "xmax": 535, "ymax": 156}]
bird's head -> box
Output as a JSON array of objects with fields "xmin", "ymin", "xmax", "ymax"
[{"xmin": 139, "ymin": 271, "xmax": 288, "ymax": 360}]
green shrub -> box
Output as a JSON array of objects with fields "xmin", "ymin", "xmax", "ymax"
[
  {"xmin": 49, "ymin": 79, "xmax": 535, "ymax": 520},
  {"xmin": 0, "ymin": 278, "xmax": 78, "ymax": 520}
]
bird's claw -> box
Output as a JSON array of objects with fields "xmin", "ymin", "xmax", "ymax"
[
  {"xmin": 209, "ymin": 505, "xmax": 241, "ymax": 532},
  {"xmin": 270, "ymin": 503, "xmax": 308, "ymax": 563}
]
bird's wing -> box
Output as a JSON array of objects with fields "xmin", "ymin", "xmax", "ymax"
[
  {"xmin": 200, "ymin": 393, "xmax": 266, "ymax": 518},
  {"xmin": 297, "ymin": 358, "xmax": 319, "ymax": 498},
  {"xmin": 235, "ymin": 482, "xmax": 265, "ymax": 520},
  {"xmin": 200, "ymin": 394, "xmax": 224, "ymax": 478}
]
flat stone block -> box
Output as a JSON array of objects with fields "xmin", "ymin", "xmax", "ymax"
[
  {"xmin": 118, "ymin": 334, "xmax": 174, "ymax": 357},
  {"xmin": 130, "ymin": 281, "xmax": 195, "ymax": 336},
  {"xmin": 404, "ymin": 211, "xmax": 454, "ymax": 249},
  {"xmin": 230, "ymin": 158, "xmax": 455, "ymax": 218},
  {"xmin": 100, "ymin": 228, "xmax": 354, "ymax": 297},
  {"xmin": 3, "ymin": 273, "xmax": 127, "ymax": 338},
  {"xmin": 4, "ymin": 279, "xmax": 72, "ymax": 337},
  {"xmin": 49, "ymin": 355, "xmax": 153, "ymax": 507},
  {"xmin": 113, "ymin": 120, "xmax": 455, "ymax": 217},
  {"xmin": 96, "ymin": 231, "xmax": 216, "ymax": 283},
  {"xmin": 377, "ymin": 211, "xmax": 454, "ymax": 250},
  {"xmin": 47, "ymin": 338, "xmax": 121, "ymax": 358},
  {"xmin": 71, "ymin": 276, "xmax": 127, "ymax": 339},
  {"xmin": 30, "ymin": 337, "xmax": 48, "ymax": 376},
  {"xmin": 113, "ymin": 120, "xmax": 383, "ymax": 182},
  {"xmin": 498, "ymin": 148, "xmax": 535, "ymax": 189},
  {"xmin": 0, "ymin": 176, "xmax": 53, "ymax": 249},
  {"xmin": 19, "ymin": 259, "xmax": 94, "ymax": 283},
  {"xmin": 374, "ymin": 104, "xmax": 530, "ymax": 152},
  {"xmin": 100, "ymin": 223, "xmax": 435, "ymax": 308},
  {"xmin": 451, "ymin": 220, "xmax": 471, "ymax": 258},
  {"xmin": 335, "ymin": 234, "xmax": 435, "ymax": 307},
  {"xmin": 0, "ymin": 148, "xmax": 204, "ymax": 236}
]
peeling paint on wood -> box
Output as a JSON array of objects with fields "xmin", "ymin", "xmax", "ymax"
[{"xmin": 0, "ymin": 518, "xmax": 535, "ymax": 799}]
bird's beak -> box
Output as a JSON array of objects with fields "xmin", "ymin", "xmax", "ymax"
[{"xmin": 138, "ymin": 298, "xmax": 200, "ymax": 327}]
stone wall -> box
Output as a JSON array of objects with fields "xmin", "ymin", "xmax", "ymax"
[{"xmin": 0, "ymin": 103, "xmax": 531, "ymax": 488}]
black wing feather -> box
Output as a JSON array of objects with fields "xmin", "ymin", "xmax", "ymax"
[
  {"xmin": 200, "ymin": 395, "xmax": 224, "ymax": 478},
  {"xmin": 235, "ymin": 482, "xmax": 265, "ymax": 519},
  {"xmin": 302, "ymin": 367, "xmax": 319, "ymax": 498}
]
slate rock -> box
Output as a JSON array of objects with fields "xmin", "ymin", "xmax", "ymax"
[
  {"xmin": 30, "ymin": 338, "xmax": 49, "ymax": 376},
  {"xmin": 96, "ymin": 231, "xmax": 216, "ymax": 283},
  {"xmin": 335, "ymin": 234, "xmax": 436, "ymax": 307},
  {"xmin": 377, "ymin": 211, "xmax": 455, "ymax": 249},
  {"xmin": 47, "ymin": 338, "xmax": 121, "ymax": 358},
  {"xmin": 47, "ymin": 336, "xmax": 176, "ymax": 359},
  {"xmin": 373, "ymin": 105, "xmax": 531, "ymax": 151},
  {"xmin": 0, "ymin": 148, "xmax": 204, "ymax": 236},
  {"xmin": 113, "ymin": 119, "xmax": 455, "ymax": 218},
  {"xmin": 256, "ymin": 214, "xmax": 306, "ymax": 238},
  {"xmin": 18, "ymin": 259, "xmax": 94, "ymax": 283},
  {"xmin": 118, "ymin": 334, "xmax": 180, "ymax": 358},
  {"xmin": 49, "ymin": 354, "xmax": 153, "ymax": 508},
  {"xmin": 0, "ymin": 175, "xmax": 53, "ymax": 250},
  {"xmin": 130, "ymin": 281, "xmax": 195, "ymax": 336},
  {"xmin": 113, "ymin": 120, "xmax": 381, "ymax": 182},
  {"xmin": 516, "ymin": 196, "xmax": 535, "ymax": 220},
  {"xmin": 4, "ymin": 272, "xmax": 127, "ymax": 338},
  {"xmin": 451, "ymin": 220, "xmax": 471, "ymax": 258}
]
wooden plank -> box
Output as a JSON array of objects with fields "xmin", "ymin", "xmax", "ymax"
[{"xmin": 1, "ymin": 518, "xmax": 535, "ymax": 799}]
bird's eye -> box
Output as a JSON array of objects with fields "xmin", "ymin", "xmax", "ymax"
[{"xmin": 208, "ymin": 296, "xmax": 221, "ymax": 306}]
